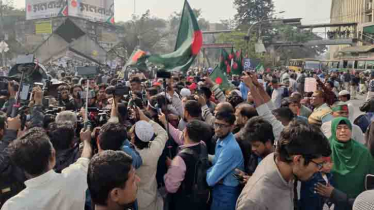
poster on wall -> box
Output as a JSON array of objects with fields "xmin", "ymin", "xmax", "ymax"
[
  {"xmin": 68, "ymin": 0, "xmax": 115, "ymax": 24},
  {"xmin": 26, "ymin": 0, "xmax": 68, "ymax": 20}
]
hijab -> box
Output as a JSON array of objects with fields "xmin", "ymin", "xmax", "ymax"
[
  {"xmin": 329, "ymin": 117, "xmax": 365, "ymax": 175},
  {"xmin": 329, "ymin": 117, "xmax": 374, "ymax": 197}
]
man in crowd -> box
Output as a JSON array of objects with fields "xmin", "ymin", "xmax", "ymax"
[
  {"xmin": 290, "ymin": 92, "xmax": 312, "ymax": 118},
  {"xmin": 236, "ymin": 121, "xmax": 332, "ymax": 210},
  {"xmin": 97, "ymin": 122, "xmax": 143, "ymax": 169},
  {"xmin": 239, "ymin": 116, "xmax": 275, "ymax": 176},
  {"xmin": 271, "ymin": 78, "xmax": 288, "ymax": 109},
  {"xmin": 206, "ymin": 110, "xmax": 244, "ymax": 210},
  {"xmin": 234, "ymin": 103, "xmax": 258, "ymax": 134},
  {"xmin": 87, "ymin": 150, "xmax": 140, "ymax": 210},
  {"xmin": 308, "ymin": 90, "xmax": 333, "ymax": 127},
  {"xmin": 164, "ymin": 120, "xmax": 209, "ymax": 210},
  {"xmin": 2, "ymin": 127, "xmax": 92, "ymax": 210},
  {"xmin": 338, "ymin": 90, "xmax": 355, "ymax": 122}
]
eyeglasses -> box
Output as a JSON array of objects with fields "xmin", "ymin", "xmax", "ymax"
[
  {"xmin": 310, "ymin": 160, "xmax": 326, "ymax": 171},
  {"xmin": 213, "ymin": 123, "xmax": 231, "ymax": 129}
]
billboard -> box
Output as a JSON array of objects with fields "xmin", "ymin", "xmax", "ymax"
[
  {"xmin": 26, "ymin": 0, "xmax": 68, "ymax": 20},
  {"xmin": 26, "ymin": 0, "xmax": 114, "ymax": 24},
  {"xmin": 68, "ymin": 0, "xmax": 115, "ymax": 24}
]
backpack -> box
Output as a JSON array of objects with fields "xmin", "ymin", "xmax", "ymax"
[
  {"xmin": 179, "ymin": 144, "xmax": 211, "ymax": 204},
  {"xmin": 282, "ymin": 87, "xmax": 289, "ymax": 98}
]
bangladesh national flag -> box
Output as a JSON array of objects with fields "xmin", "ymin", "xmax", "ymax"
[
  {"xmin": 124, "ymin": 49, "xmax": 148, "ymax": 71},
  {"xmin": 146, "ymin": 0, "xmax": 202, "ymax": 72},
  {"xmin": 232, "ymin": 50, "xmax": 243, "ymax": 75},
  {"xmin": 210, "ymin": 66, "xmax": 231, "ymax": 91},
  {"xmin": 219, "ymin": 49, "xmax": 229, "ymax": 70},
  {"xmin": 255, "ymin": 64, "xmax": 265, "ymax": 74}
]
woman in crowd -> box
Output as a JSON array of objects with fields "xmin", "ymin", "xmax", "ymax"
[{"xmin": 321, "ymin": 117, "xmax": 374, "ymax": 210}]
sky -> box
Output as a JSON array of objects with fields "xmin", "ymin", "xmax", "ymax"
[{"xmin": 14, "ymin": 0, "xmax": 332, "ymax": 24}]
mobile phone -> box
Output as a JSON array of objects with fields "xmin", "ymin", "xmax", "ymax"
[
  {"xmin": 365, "ymin": 174, "xmax": 374, "ymax": 190},
  {"xmin": 233, "ymin": 173, "xmax": 244, "ymax": 181}
]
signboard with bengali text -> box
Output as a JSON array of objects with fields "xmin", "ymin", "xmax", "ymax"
[
  {"xmin": 68, "ymin": 0, "xmax": 115, "ymax": 24},
  {"xmin": 26, "ymin": 0, "xmax": 114, "ymax": 24},
  {"xmin": 26, "ymin": 0, "xmax": 68, "ymax": 20}
]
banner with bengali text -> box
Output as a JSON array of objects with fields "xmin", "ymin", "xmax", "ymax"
[
  {"xmin": 26, "ymin": 0, "xmax": 68, "ymax": 20},
  {"xmin": 68, "ymin": 0, "xmax": 115, "ymax": 24}
]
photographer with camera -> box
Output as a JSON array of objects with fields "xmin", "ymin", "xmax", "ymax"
[
  {"xmin": 57, "ymin": 85, "xmax": 75, "ymax": 111},
  {"xmin": 70, "ymin": 85, "xmax": 84, "ymax": 111},
  {"xmin": 130, "ymin": 106, "xmax": 168, "ymax": 210},
  {"xmin": 1, "ymin": 81, "xmax": 19, "ymax": 117},
  {"xmin": 1, "ymin": 126, "xmax": 93, "ymax": 210},
  {"xmin": 0, "ymin": 115, "xmax": 26, "ymax": 208}
]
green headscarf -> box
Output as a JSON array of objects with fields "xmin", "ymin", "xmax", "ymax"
[
  {"xmin": 329, "ymin": 117, "xmax": 374, "ymax": 197},
  {"xmin": 330, "ymin": 117, "xmax": 362, "ymax": 175}
]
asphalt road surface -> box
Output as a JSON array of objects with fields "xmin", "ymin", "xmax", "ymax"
[{"xmin": 351, "ymin": 94, "xmax": 366, "ymax": 121}]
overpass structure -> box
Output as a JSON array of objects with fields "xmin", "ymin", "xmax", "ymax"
[{"xmin": 272, "ymin": 22, "xmax": 359, "ymax": 47}]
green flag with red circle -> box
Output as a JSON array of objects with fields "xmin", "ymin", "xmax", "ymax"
[
  {"xmin": 146, "ymin": 0, "xmax": 202, "ymax": 72},
  {"xmin": 209, "ymin": 66, "xmax": 231, "ymax": 91}
]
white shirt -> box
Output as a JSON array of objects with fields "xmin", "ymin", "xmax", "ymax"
[
  {"xmin": 321, "ymin": 121, "xmax": 365, "ymax": 145},
  {"xmin": 1, "ymin": 158, "xmax": 89, "ymax": 210},
  {"xmin": 271, "ymin": 87, "xmax": 285, "ymax": 109},
  {"xmin": 346, "ymin": 101, "xmax": 355, "ymax": 122}
]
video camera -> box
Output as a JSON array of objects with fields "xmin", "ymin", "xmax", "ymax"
[{"xmin": 105, "ymin": 83, "xmax": 130, "ymax": 97}]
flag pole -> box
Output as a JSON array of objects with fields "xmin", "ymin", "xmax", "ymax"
[{"xmin": 174, "ymin": 0, "xmax": 188, "ymax": 51}]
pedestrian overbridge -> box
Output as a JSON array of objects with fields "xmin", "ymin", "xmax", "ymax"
[{"xmin": 273, "ymin": 22, "xmax": 359, "ymax": 46}]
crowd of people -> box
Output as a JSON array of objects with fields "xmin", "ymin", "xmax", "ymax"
[{"xmin": 0, "ymin": 65, "xmax": 374, "ymax": 210}]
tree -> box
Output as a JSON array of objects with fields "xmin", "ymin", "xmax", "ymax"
[
  {"xmin": 118, "ymin": 10, "xmax": 169, "ymax": 58},
  {"xmin": 233, "ymin": 0, "xmax": 274, "ymax": 32}
]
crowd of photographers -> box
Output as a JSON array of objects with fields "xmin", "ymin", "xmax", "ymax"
[{"xmin": 0, "ymin": 66, "xmax": 374, "ymax": 210}]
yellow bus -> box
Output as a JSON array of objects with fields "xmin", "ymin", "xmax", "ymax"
[{"xmin": 288, "ymin": 59, "xmax": 322, "ymax": 73}]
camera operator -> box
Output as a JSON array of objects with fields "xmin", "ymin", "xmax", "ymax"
[
  {"xmin": 2, "ymin": 127, "xmax": 93, "ymax": 210},
  {"xmin": 130, "ymin": 107, "xmax": 168, "ymax": 210},
  {"xmin": 2, "ymin": 81, "xmax": 19, "ymax": 116},
  {"xmin": 0, "ymin": 115, "xmax": 26, "ymax": 208}
]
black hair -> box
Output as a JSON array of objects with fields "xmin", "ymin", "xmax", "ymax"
[
  {"xmin": 272, "ymin": 108, "xmax": 295, "ymax": 123},
  {"xmin": 0, "ymin": 111, "xmax": 6, "ymax": 130},
  {"xmin": 130, "ymin": 77, "xmax": 141, "ymax": 84},
  {"xmin": 236, "ymin": 103, "xmax": 258, "ymax": 120},
  {"xmin": 99, "ymin": 123, "xmax": 127, "ymax": 151},
  {"xmin": 134, "ymin": 132, "xmax": 151, "ymax": 150},
  {"xmin": 9, "ymin": 128, "xmax": 53, "ymax": 176},
  {"xmin": 70, "ymin": 84, "xmax": 83, "ymax": 94},
  {"xmin": 277, "ymin": 121, "xmax": 331, "ymax": 164},
  {"xmin": 326, "ymin": 81, "xmax": 334, "ymax": 89},
  {"xmin": 88, "ymin": 151, "xmax": 133, "ymax": 206},
  {"xmin": 199, "ymin": 87, "xmax": 212, "ymax": 99},
  {"xmin": 184, "ymin": 100, "xmax": 202, "ymax": 118},
  {"xmin": 215, "ymin": 110, "xmax": 236, "ymax": 125},
  {"xmin": 146, "ymin": 88, "xmax": 159, "ymax": 97},
  {"xmin": 98, "ymin": 83, "xmax": 108, "ymax": 90},
  {"xmin": 228, "ymin": 95, "xmax": 244, "ymax": 108},
  {"xmin": 47, "ymin": 122, "xmax": 75, "ymax": 151},
  {"xmin": 340, "ymin": 94, "xmax": 351, "ymax": 101},
  {"xmin": 186, "ymin": 120, "xmax": 205, "ymax": 143},
  {"xmin": 241, "ymin": 116, "xmax": 274, "ymax": 144}
]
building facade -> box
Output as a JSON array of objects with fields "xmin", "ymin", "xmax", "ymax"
[{"xmin": 330, "ymin": 0, "xmax": 374, "ymax": 58}]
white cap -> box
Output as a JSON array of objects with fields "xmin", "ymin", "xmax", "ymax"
[
  {"xmin": 339, "ymin": 90, "xmax": 350, "ymax": 96},
  {"xmin": 134, "ymin": 121, "xmax": 155, "ymax": 142},
  {"xmin": 180, "ymin": 88, "xmax": 191, "ymax": 98}
]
